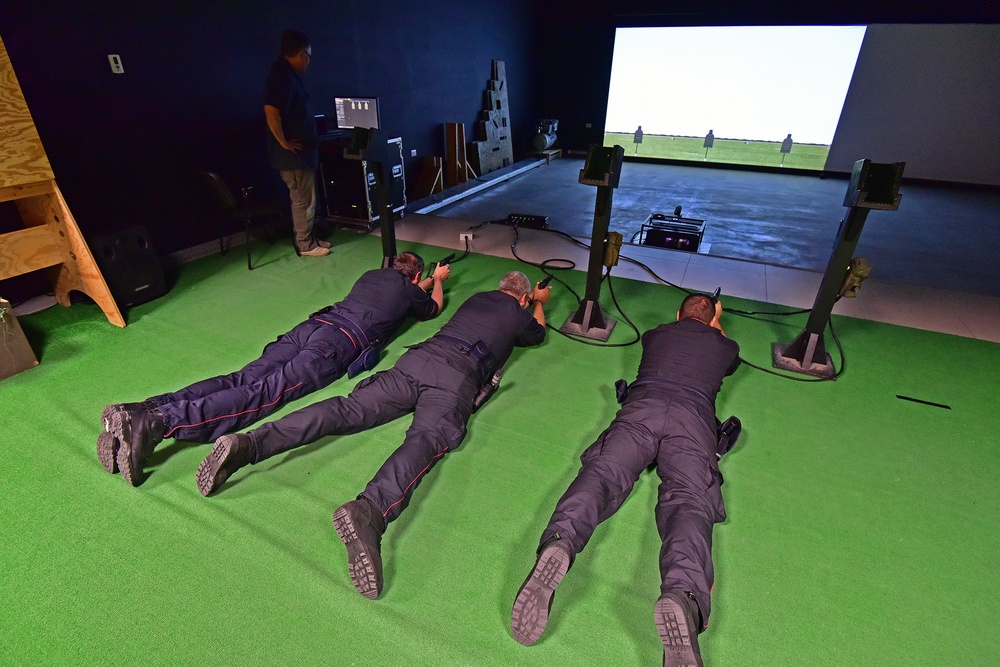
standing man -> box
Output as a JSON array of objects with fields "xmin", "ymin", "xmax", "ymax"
[
  {"xmin": 264, "ymin": 29, "xmax": 326, "ymax": 257},
  {"xmin": 510, "ymin": 293, "xmax": 741, "ymax": 667},
  {"xmin": 198, "ymin": 272, "xmax": 552, "ymax": 600},
  {"xmin": 100, "ymin": 252, "xmax": 450, "ymax": 487}
]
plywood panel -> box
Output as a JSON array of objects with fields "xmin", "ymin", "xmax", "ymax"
[
  {"xmin": 0, "ymin": 34, "xmax": 124, "ymax": 328},
  {"xmin": 0, "ymin": 224, "xmax": 64, "ymax": 280},
  {"xmin": 0, "ymin": 35, "xmax": 54, "ymax": 188},
  {"xmin": 15, "ymin": 184, "xmax": 125, "ymax": 326}
]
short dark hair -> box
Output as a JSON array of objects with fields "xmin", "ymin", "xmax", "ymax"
[
  {"xmin": 392, "ymin": 251, "xmax": 424, "ymax": 280},
  {"xmin": 281, "ymin": 30, "xmax": 310, "ymax": 57},
  {"xmin": 679, "ymin": 293, "xmax": 714, "ymax": 324}
]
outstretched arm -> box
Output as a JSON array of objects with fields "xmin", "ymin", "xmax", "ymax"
[
  {"xmin": 530, "ymin": 282, "xmax": 551, "ymax": 328},
  {"xmin": 711, "ymin": 298, "xmax": 726, "ymax": 337},
  {"xmin": 423, "ymin": 262, "xmax": 451, "ymax": 314}
]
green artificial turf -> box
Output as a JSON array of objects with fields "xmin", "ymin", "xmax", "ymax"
[{"xmin": 2, "ymin": 231, "xmax": 998, "ymax": 666}]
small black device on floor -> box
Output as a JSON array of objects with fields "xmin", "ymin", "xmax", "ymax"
[
  {"xmin": 638, "ymin": 212, "xmax": 705, "ymax": 252},
  {"xmin": 505, "ymin": 213, "xmax": 549, "ymax": 230}
]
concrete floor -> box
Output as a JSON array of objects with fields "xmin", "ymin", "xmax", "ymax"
[
  {"xmin": 422, "ymin": 156, "xmax": 1000, "ymax": 298},
  {"xmin": 393, "ymin": 157, "xmax": 1000, "ymax": 344}
]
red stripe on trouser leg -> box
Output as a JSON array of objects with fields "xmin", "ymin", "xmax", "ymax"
[
  {"xmin": 163, "ymin": 381, "xmax": 304, "ymax": 438},
  {"xmin": 381, "ymin": 449, "xmax": 449, "ymax": 518}
]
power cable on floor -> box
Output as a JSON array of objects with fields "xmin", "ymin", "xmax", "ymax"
[{"xmin": 462, "ymin": 219, "xmax": 846, "ymax": 378}]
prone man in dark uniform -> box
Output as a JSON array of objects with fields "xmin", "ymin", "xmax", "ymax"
[
  {"xmin": 510, "ymin": 293, "xmax": 741, "ymax": 667},
  {"xmin": 99, "ymin": 251, "xmax": 450, "ymax": 488},
  {"xmin": 197, "ymin": 271, "xmax": 551, "ymax": 600}
]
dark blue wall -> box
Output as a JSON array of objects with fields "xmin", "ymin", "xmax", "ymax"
[
  {"xmin": 2, "ymin": 0, "xmax": 539, "ymax": 255},
  {"xmin": 2, "ymin": 0, "xmax": 997, "ymax": 264}
]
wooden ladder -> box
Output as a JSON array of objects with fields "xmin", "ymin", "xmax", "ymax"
[{"xmin": 0, "ymin": 34, "xmax": 124, "ymax": 327}]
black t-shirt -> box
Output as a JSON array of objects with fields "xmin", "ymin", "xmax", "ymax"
[
  {"xmin": 431, "ymin": 290, "xmax": 545, "ymax": 373},
  {"xmin": 636, "ymin": 318, "xmax": 740, "ymax": 402},
  {"xmin": 330, "ymin": 268, "xmax": 438, "ymax": 344},
  {"xmin": 263, "ymin": 57, "xmax": 318, "ymax": 170}
]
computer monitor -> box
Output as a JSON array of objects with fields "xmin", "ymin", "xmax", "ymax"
[{"xmin": 334, "ymin": 96, "xmax": 380, "ymax": 130}]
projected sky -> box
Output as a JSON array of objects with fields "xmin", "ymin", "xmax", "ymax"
[{"xmin": 605, "ymin": 26, "xmax": 867, "ymax": 146}]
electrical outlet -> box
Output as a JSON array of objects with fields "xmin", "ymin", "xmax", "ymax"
[
  {"xmin": 410, "ymin": 149, "xmax": 417, "ymax": 157},
  {"xmin": 460, "ymin": 232, "xmax": 474, "ymax": 241},
  {"xmin": 108, "ymin": 54, "xmax": 124, "ymax": 74}
]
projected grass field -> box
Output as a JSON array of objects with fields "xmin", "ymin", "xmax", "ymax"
[{"xmin": 605, "ymin": 133, "xmax": 829, "ymax": 170}]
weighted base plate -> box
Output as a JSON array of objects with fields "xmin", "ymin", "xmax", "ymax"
[
  {"xmin": 559, "ymin": 314, "xmax": 617, "ymax": 342},
  {"xmin": 771, "ymin": 342, "xmax": 835, "ymax": 379}
]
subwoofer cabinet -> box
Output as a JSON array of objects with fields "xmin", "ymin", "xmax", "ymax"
[
  {"xmin": 320, "ymin": 136, "xmax": 406, "ymax": 229},
  {"xmin": 88, "ymin": 225, "xmax": 167, "ymax": 308}
]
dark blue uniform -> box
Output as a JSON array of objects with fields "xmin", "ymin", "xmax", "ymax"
[
  {"xmin": 248, "ymin": 290, "xmax": 545, "ymax": 524},
  {"xmin": 539, "ymin": 317, "xmax": 739, "ymax": 630},
  {"xmin": 147, "ymin": 268, "xmax": 436, "ymax": 443},
  {"xmin": 263, "ymin": 56, "xmax": 318, "ymax": 171}
]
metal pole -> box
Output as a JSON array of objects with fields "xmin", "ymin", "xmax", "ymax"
[{"xmin": 772, "ymin": 159, "xmax": 905, "ymax": 378}]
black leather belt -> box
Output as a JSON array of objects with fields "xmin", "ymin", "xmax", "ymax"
[
  {"xmin": 314, "ymin": 311, "xmax": 373, "ymax": 351},
  {"xmin": 429, "ymin": 334, "xmax": 493, "ymax": 377},
  {"xmin": 619, "ymin": 376, "xmax": 713, "ymax": 404}
]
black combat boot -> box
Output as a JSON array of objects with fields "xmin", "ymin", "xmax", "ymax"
[
  {"xmin": 332, "ymin": 498, "xmax": 387, "ymax": 599},
  {"xmin": 196, "ymin": 433, "xmax": 256, "ymax": 496},
  {"xmin": 109, "ymin": 407, "xmax": 165, "ymax": 487},
  {"xmin": 510, "ymin": 536, "xmax": 574, "ymax": 646},
  {"xmin": 98, "ymin": 402, "xmax": 150, "ymax": 473},
  {"xmin": 655, "ymin": 590, "xmax": 703, "ymax": 667}
]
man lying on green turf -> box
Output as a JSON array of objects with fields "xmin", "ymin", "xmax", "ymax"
[
  {"xmin": 510, "ymin": 293, "xmax": 741, "ymax": 667},
  {"xmin": 198, "ymin": 271, "xmax": 552, "ymax": 600},
  {"xmin": 99, "ymin": 252, "xmax": 450, "ymax": 487}
]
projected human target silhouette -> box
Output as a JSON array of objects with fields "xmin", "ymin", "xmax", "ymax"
[{"xmin": 780, "ymin": 133, "xmax": 793, "ymax": 165}]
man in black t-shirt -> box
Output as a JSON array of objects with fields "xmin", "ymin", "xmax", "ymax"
[
  {"xmin": 263, "ymin": 29, "xmax": 325, "ymax": 256},
  {"xmin": 201, "ymin": 271, "xmax": 551, "ymax": 600},
  {"xmin": 510, "ymin": 293, "xmax": 740, "ymax": 667},
  {"xmin": 99, "ymin": 252, "xmax": 449, "ymax": 488}
]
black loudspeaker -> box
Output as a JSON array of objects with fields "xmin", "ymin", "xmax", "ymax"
[{"xmin": 89, "ymin": 226, "xmax": 167, "ymax": 308}]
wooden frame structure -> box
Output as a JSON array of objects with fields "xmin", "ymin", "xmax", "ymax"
[
  {"xmin": 0, "ymin": 35, "xmax": 124, "ymax": 327},
  {"xmin": 444, "ymin": 122, "xmax": 476, "ymax": 188}
]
